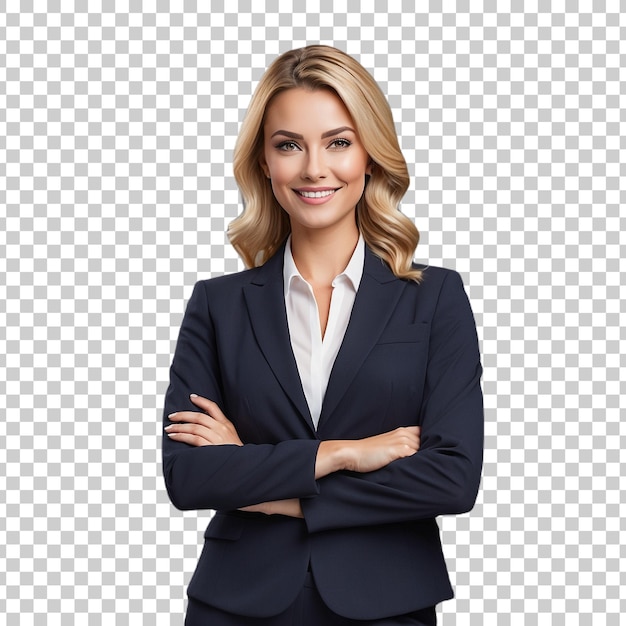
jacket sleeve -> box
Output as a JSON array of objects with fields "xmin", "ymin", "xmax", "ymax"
[
  {"xmin": 162, "ymin": 280, "xmax": 321, "ymax": 511},
  {"xmin": 301, "ymin": 270, "xmax": 484, "ymax": 532}
]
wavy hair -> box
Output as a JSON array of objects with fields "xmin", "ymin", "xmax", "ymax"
[{"xmin": 229, "ymin": 45, "xmax": 421, "ymax": 281}]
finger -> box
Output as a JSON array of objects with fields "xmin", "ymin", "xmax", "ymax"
[
  {"xmin": 166, "ymin": 423, "xmax": 223, "ymax": 446},
  {"xmin": 392, "ymin": 426, "xmax": 419, "ymax": 437},
  {"xmin": 166, "ymin": 431, "xmax": 211, "ymax": 447},
  {"xmin": 165, "ymin": 422, "xmax": 213, "ymax": 438},
  {"xmin": 398, "ymin": 431, "xmax": 420, "ymax": 453},
  {"xmin": 402, "ymin": 427, "xmax": 420, "ymax": 448},
  {"xmin": 189, "ymin": 394, "xmax": 230, "ymax": 423},
  {"xmin": 167, "ymin": 410, "xmax": 214, "ymax": 427},
  {"xmin": 394, "ymin": 427, "xmax": 419, "ymax": 442},
  {"xmin": 404, "ymin": 426, "xmax": 420, "ymax": 435},
  {"xmin": 166, "ymin": 422, "xmax": 239, "ymax": 446}
]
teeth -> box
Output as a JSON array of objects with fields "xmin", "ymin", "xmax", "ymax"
[{"xmin": 298, "ymin": 189, "xmax": 336, "ymax": 198}]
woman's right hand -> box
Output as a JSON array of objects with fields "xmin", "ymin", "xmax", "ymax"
[
  {"xmin": 315, "ymin": 426, "xmax": 420, "ymax": 479},
  {"xmin": 165, "ymin": 394, "xmax": 244, "ymax": 447}
]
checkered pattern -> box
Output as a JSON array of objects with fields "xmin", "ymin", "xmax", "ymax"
[{"xmin": 1, "ymin": 3, "xmax": 624, "ymax": 624}]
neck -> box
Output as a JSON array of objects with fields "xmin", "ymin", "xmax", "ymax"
[{"xmin": 290, "ymin": 224, "xmax": 360, "ymax": 287}]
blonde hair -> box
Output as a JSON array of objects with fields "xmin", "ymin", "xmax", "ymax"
[{"xmin": 229, "ymin": 45, "xmax": 421, "ymax": 281}]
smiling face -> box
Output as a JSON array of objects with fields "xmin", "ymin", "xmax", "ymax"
[{"xmin": 260, "ymin": 88, "xmax": 371, "ymax": 238}]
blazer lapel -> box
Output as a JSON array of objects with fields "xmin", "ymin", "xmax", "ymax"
[
  {"xmin": 317, "ymin": 248, "xmax": 408, "ymax": 429},
  {"xmin": 242, "ymin": 247, "xmax": 315, "ymax": 433}
]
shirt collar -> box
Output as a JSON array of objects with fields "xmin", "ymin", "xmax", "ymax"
[{"xmin": 283, "ymin": 233, "xmax": 365, "ymax": 296}]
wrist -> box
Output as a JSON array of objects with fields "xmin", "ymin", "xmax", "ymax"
[{"xmin": 316, "ymin": 440, "xmax": 352, "ymax": 478}]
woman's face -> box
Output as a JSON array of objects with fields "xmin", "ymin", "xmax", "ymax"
[{"xmin": 260, "ymin": 88, "xmax": 371, "ymax": 237}]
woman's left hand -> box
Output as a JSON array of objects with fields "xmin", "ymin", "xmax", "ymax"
[
  {"xmin": 240, "ymin": 499, "xmax": 304, "ymax": 518},
  {"xmin": 165, "ymin": 394, "xmax": 243, "ymax": 447}
]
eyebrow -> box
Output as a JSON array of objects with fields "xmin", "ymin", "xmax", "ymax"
[{"xmin": 270, "ymin": 126, "xmax": 356, "ymax": 140}]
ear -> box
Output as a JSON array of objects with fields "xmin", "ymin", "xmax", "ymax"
[
  {"xmin": 259, "ymin": 157, "xmax": 270, "ymax": 179},
  {"xmin": 365, "ymin": 158, "xmax": 373, "ymax": 176}
]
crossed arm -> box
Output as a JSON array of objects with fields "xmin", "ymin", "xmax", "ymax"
[
  {"xmin": 165, "ymin": 394, "xmax": 421, "ymax": 518},
  {"xmin": 163, "ymin": 272, "xmax": 482, "ymax": 523}
]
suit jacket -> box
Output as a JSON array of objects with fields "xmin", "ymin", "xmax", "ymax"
[{"xmin": 162, "ymin": 244, "xmax": 483, "ymax": 620}]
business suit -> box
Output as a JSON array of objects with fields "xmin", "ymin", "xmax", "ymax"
[{"xmin": 162, "ymin": 244, "xmax": 483, "ymax": 621}]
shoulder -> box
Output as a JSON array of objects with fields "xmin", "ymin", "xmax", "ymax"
[
  {"xmin": 404, "ymin": 263, "xmax": 476, "ymax": 321},
  {"xmin": 410, "ymin": 263, "xmax": 466, "ymax": 292},
  {"xmin": 193, "ymin": 245, "xmax": 285, "ymax": 296},
  {"xmin": 194, "ymin": 266, "xmax": 262, "ymax": 293},
  {"xmin": 182, "ymin": 267, "xmax": 260, "ymax": 311}
]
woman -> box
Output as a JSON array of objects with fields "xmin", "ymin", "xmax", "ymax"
[{"xmin": 163, "ymin": 45, "xmax": 483, "ymax": 625}]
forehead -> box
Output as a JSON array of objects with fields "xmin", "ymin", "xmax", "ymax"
[{"xmin": 263, "ymin": 88, "xmax": 354, "ymax": 131}]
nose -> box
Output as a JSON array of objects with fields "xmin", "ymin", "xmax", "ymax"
[{"xmin": 302, "ymin": 148, "xmax": 327, "ymax": 181}]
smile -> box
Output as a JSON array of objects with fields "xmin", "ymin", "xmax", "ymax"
[{"xmin": 296, "ymin": 189, "xmax": 338, "ymax": 198}]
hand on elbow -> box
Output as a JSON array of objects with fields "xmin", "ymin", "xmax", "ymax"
[
  {"xmin": 316, "ymin": 426, "xmax": 421, "ymax": 478},
  {"xmin": 165, "ymin": 394, "xmax": 243, "ymax": 447}
]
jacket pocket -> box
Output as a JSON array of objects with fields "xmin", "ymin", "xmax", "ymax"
[{"xmin": 376, "ymin": 322, "xmax": 430, "ymax": 345}]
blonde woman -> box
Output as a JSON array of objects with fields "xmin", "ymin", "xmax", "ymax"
[{"xmin": 163, "ymin": 45, "xmax": 483, "ymax": 625}]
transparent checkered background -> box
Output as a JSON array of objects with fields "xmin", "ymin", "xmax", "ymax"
[{"xmin": 1, "ymin": 2, "xmax": 624, "ymax": 624}]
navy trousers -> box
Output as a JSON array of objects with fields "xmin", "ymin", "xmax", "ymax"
[{"xmin": 185, "ymin": 573, "xmax": 437, "ymax": 625}]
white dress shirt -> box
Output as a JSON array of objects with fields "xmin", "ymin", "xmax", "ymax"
[{"xmin": 283, "ymin": 235, "xmax": 365, "ymax": 428}]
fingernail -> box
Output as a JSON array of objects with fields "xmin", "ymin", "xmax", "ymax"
[
  {"xmin": 164, "ymin": 425, "xmax": 173, "ymax": 431},
  {"xmin": 190, "ymin": 394, "xmax": 198, "ymax": 398},
  {"xmin": 168, "ymin": 412, "xmax": 177, "ymax": 418}
]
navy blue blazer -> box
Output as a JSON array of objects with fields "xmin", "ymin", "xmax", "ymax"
[{"xmin": 162, "ymin": 245, "xmax": 483, "ymax": 620}]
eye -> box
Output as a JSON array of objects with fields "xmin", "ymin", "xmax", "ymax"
[
  {"xmin": 329, "ymin": 138, "xmax": 352, "ymax": 149},
  {"xmin": 276, "ymin": 141, "xmax": 301, "ymax": 152}
]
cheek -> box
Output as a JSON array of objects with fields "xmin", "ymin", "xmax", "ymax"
[
  {"xmin": 335, "ymin": 154, "xmax": 369, "ymax": 182},
  {"xmin": 267, "ymin": 159, "xmax": 299, "ymax": 185}
]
